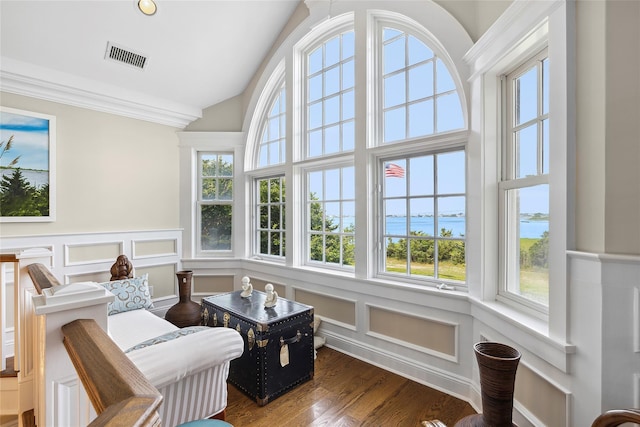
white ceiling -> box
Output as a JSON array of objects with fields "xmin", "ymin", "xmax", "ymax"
[{"xmin": 0, "ymin": 0, "xmax": 301, "ymax": 127}]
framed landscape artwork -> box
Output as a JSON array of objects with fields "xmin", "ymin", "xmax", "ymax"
[{"xmin": 0, "ymin": 107, "xmax": 56, "ymax": 222}]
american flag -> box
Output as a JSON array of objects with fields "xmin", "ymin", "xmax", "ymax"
[{"xmin": 385, "ymin": 163, "xmax": 405, "ymax": 178}]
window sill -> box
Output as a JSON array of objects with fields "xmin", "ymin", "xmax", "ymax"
[{"xmin": 468, "ymin": 296, "xmax": 575, "ymax": 373}]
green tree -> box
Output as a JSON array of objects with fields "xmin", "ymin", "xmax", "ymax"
[
  {"xmin": 528, "ymin": 231, "xmax": 549, "ymax": 268},
  {"xmin": 0, "ymin": 169, "xmax": 43, "ymax": 216}
]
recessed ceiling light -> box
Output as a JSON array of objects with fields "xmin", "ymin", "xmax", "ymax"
[{"xmin": 138, "ymin": 0, "xmax": 157, "ymax": 16}]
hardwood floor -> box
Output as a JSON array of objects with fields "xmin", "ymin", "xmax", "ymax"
[{"xmin": 225, "ymin": 347, "xmax": 475, "ymax": 427}]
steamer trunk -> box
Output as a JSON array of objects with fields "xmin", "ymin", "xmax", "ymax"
[{"xmin": 201, "ymin": 290, "xmax": 314, "ymax": 406}]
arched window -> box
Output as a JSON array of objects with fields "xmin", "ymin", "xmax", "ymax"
[{"xmin": 245, "ymin": 7, "xmax": 468, "ymax": 283}]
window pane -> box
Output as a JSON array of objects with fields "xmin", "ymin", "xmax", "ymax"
[
  {"xmin": 409, "ymin": 100, "xmax": 433, "ymax": 137},
  {"xmin": 408, "ymin": 63, "xmax": 433, "ymax": 101},
  {"xmin": 409, "ymin": 238, "xmax": 434, "ymax": 276},
  {"xmin": 309, "ymin": 74, "xmax": 322, "ymax": 102},
  {"xmin": 384, "ymin": 72, "xmax": 406, "ymax": 108},
  {"xmin": 408, "ymin": 35, "xmax": 433, "ymax": 65},
  {"xmin": 309, "ymin": 102, "xmax": 322, "ymax": 129},
  {"xmin": 202, "ymin": 154, "xmax": 216, "ymax": 176},
  {"xmin": 505, "ymin": 184, "xmax": 549, "ymax": 306},
  {"xmin": 385, "ymin": 237, "xmax": 407, "ymax": 274},
  {"xmin": 260, "ymin": 206, "xmax": 268, "ymax": 229},
  {"xmin": 436, "ymin": 59, "xmax": 455, "ymax": 93},
  {"xmin": 410, "ymin": 198, "xmax": 434, "ymax": 236},
  {"xmin": 309, "ymin": 47, "xmax": 322, "ymax": 74},
  {"xmin": 309, "ymin": 170, "xmax": 323, "ymax": 200},
  {"xmin": 383, "ymin": 28, "xmax": 402, "ymax": 41},
  {"xmin": 438, "ymin": 196, "xmax": 465, "ymax": 237},
  {"xmin": 325, "ymin": 125, "xmax": 340, "ymax": 154},
  {"xmin": 437, "ymin": 151, "xmax": 465, "ymax": 194},
  {"xmin": 309, "ymin": 129, "xmax": 322, "ymax": 157},
  {"xmin": 325, "ymin": 66, "xmax": 340, "ymax": 96},
  {"xmin": 218, "ymin": 179, "xmax": 233, "ymax": 200},
  {"xmin": 409, "ymin": 155, "xmax": 434, "ymax": 196},
  {"xmin": 202, "ymin": 178, "xmax": 216, "ymax": 200},
  {"xmin": 342, "ymin": 31, "xmax": 355, "ymax": 59},
  {"xmin": 310, "ymin": 234, "xmax": 324, "ymax": 261},
  {"xmin": 325, "ymin": 95, "xmax": 340, "ymax": 125},
  {"xmin": 516, "ymin": 124, "xmax": 537, "ymax": 178},
  {"xmin": 438, "ymin": 240, "xmax": 465, "ymax": 281},
  {"xmin": 342, "ymin": 59, "xmax": 355, "ymax": 89},
  {"xmin": 325, "ymin": 36, "xmax": 340, "ymax": 67},
  {"xmin": 384, "ymin": 160, "xmax": 407, "ymax": 197},
  {"xmin": 515, "ymin": 66, "xmax": 537, "ymax": 125},
  {"xmin": 201, "ymin": 205, "xmax": 232, "ymax": 250},
  {"xmin": 436, "ymin": 93, "xmax": 464, "ymax": 132},
  {"xmin": 385, "ymin": 199, "xmax": 407, "ymax": 235},
  {"xmin": 384, "ymin": 107, "xmax": 406, "ymax": 142},
  {"xmin": 384, "ymin": 37, "xmax": 405, "ymax": 74},
  {"xmin": 325, "ymin": 168, "xmax": 340, "ymax": 200}
]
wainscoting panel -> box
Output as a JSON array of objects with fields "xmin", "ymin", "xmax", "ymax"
[
  {"xmin": 133, "ymin": 238, "xmax": 178, "ymax": 259},
  {"xmin": 294, "ymin": 288, "xmax": 356, "ymax": 328},
  {"xmin": 137, "ymin": 264, "xmax": 177, "ymax": 299},
  {"xmin": 65, "ymin": 242, "xmax": 124, "ymax": 266},
  {"xmin": 515, "ymin": 362, "xmax": 569, "ymax": 427},
  {"xmin": 367, "ymin": 305, "xmax": 458, "ymax": 361},
  {"xmin": 193, "ymin": 275, "xmax": 234, "ymax": 295}
]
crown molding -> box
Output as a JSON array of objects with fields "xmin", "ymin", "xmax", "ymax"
[{"xmin": 0, "ymin": 69, "xmax": 201, "ymax": 129}]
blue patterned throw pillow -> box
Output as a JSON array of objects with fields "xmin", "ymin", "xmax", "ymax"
[{"xmin": 100, "ymin": 273, "xmax": 154, "ymax": 315}]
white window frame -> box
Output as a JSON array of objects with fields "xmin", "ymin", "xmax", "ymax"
[
  {"xmin": 378, "ymin": 148, "xmax": 467, "ymax": 286},
  {"xmin": 303, "ymin": 160, "xmax": 356, "ymax": 271},
  {"xmin": 464, "ymin": 0, "xmax": 574, "ymax": 339},
  {"xmin": 255, "ymin": 175, "xmax": 286, "ymax": 260},
  {"xmin": 498, "ymin": 49, "xmax": 550, "ymax": 313},
  {"xmin": 178, "ymin": 132, "xmax": 245, "ymax": 259},
  {"xmin": 197, "ymin": 151, "xmax": 234, "ymax": 255}
]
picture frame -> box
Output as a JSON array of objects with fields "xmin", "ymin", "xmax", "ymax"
[{"xmin": 0, "ymin": 107, "xmax": 56, "ymax": 222}]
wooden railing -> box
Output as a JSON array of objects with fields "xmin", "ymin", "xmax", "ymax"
[
  {"xmin": 591, "ymin": 408, "xmax": 640, "ymax": 427},
  {"xmin": 62, "ymin": 319, "xmax": 163, "ymax": 427}
]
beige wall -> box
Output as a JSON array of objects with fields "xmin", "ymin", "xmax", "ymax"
[
  {"xmin": 0, "ymin": 92, "xmax": 181, "ymax": 237},
  {"xmin": 604, "ymin": 0, "xmax": 640, "ymax": 255}
]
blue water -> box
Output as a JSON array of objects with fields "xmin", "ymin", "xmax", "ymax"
[{"xmin": 344, "ymin": 216, "xmax": 548, "ymax": 239}]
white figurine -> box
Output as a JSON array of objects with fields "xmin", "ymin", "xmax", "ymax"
[
  {"xmin": 240, "ymin": 276, "xmax": 253, "ymax": 298},
  {"xmin": 264, "ymin": 283, "xmax": 278, "ymax": 308}
]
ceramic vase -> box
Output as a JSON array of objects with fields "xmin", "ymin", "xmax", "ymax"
[
  {"xmin": 165, "ymin": 270, "xmax": 201, "ymax": 328},
  {"xmin": 455, "ymin": 342, "xmax": 521, "ymax": 427}
]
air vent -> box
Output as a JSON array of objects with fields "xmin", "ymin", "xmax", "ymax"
[{"xmin": 105, "ymin": 42, "xmax": 148, "ymax": 70}]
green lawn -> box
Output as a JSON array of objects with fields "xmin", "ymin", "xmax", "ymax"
[{"xmin": 386, "ymin": 237, "xmax": 548, "ymax": 305}]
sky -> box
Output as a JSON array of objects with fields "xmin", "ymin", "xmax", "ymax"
[{"xmin": 0, "ymin": 110, "xmax": 51, "ymax": 171}]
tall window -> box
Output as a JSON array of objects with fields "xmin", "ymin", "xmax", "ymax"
[
  {"xmin": 382, "ymin": 151, "xmax": 466, "ymax": 281},
  {"xmin": 306, "ymin": 30, "xmax": 355, "ymax": 157},
  {"xmin": 258, "ymin": 84, "xmax": 286, "ymax": 167},
  {"xmin": 501, "ymin": 49, "xmax": 550, "ymax": 308},
  {"xmin": 257, "ymin": 176, "xmax": 286, "ymax": 257},
  {"xmin": 307, "ymin": 166, "xmax": 355, "ymax": 267},
  {"xmin": 199, "ymin": 153, "xmax": 233, "ymax": 251}
]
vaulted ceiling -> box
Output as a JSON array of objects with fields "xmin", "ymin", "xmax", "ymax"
[{"xmin": 0, "ymin": 1, "xmax": 301, "ymax": 127}]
